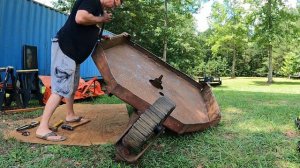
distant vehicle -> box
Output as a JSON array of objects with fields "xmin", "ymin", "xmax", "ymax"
[
  {"xmin": 198, "ymin": 76, "xmax": 222, "ymax": 86},
  {"xmin": 290, "ymin": 72, "xmax": 300, "ymax": 79}
]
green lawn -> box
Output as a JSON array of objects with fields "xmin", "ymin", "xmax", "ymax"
[{"xmin": 1, "ymin": 77, "xmax": 300, "ymax": 167}]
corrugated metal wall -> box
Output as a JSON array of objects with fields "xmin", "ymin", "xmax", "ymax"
[{"xmin": 0, "ymin": 0, "xmax": 111, "ymax": 79}]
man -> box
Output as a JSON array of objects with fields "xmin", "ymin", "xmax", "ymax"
[{"xmin": 36, "ymin": 0, "xmax": 122, "ymax": 141}]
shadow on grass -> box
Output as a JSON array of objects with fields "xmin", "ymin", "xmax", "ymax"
[
  {"xmin": 75, "ymin": 95, "xmax": 124, "ymax": 104},
  {"xmin": 252, "ymin": 80, "xmax": 300, "ymax": 86},
  {"xmin": 211, "ymin": 85, "xmax": 228, "ymax": 89},
  {"xmin": 138, "ymin": 89, "xmax": 300, "ymax": 167},
  {"xmin": 147, "ymin": 126, "xmax": 300, "ymax": 168},
  {"xmin": 140, "ymin": 89, "xmax": 300, "ymax": 167}
]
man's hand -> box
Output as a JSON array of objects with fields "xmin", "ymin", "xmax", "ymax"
[
  {"xmin": 75, "ymin": 10, "xmax": 113, "ymax": 26},
  {"xmin": 101, "ymin": 12, "xmax": 112, "ymax": 23}
]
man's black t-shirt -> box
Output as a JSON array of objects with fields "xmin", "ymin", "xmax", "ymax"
[{"xmin": 57, "ymin": 0, "xmax": 103, "ymax": 64}]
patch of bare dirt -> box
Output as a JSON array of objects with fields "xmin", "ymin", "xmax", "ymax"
[
  {"xmin": 197, "ymin": 164, "xmax": 204, "ymax": 168},
  {"xmin": 223, "ymin": 132, "xmax": 237, "ymax": 140},
  {"xmin": 284, "ymin": 130, "xmax": 298, "ymax": 138}
]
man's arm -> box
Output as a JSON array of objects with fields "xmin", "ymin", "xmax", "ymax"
[{"xmin": 75, "ymin": 10, "xmax": 112, "ymax": 25}]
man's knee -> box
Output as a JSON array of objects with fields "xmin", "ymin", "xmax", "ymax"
[{"xmin": 51, "ymin": 92, "xmax": 63, "ymax": 99}]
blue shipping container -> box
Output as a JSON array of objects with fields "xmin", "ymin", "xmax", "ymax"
[{"xmin": 0, "ymin": 0, "xmax": 111, "ymax": 79}]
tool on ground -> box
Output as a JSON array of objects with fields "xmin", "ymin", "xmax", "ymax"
[
  {"xmin": 115, "ymin": 96, "xmax": 176, "ymax": 163},
  {"xmin": 16, "ymin": 121, "xmax": 40, "ymax": 132},
  {"xmin": 49, "ymin": 120, "xmax": 64, "ymax": 132},
  {"xmin": 20, "ymin": 130, "xmax": 30, "ymax": 136},
  {"xmin": 61, "ymin": 119, "xmax": 91, "ymax": 131}
]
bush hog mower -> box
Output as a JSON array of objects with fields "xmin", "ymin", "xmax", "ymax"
[
  {"xmin": 92, "ymin": 33, "xmax": 221, "ymax": 162},
  {"xmin": 115, "ymin": 96, "xmax": 176, "ymax": 162}
]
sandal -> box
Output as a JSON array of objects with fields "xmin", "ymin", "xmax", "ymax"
[
  {"xmin": 36, "ymin": 132, "xmax": 67, "ymax": 142},
  {"xmin": 65, "ymin": 116, "xmax": 83, "ymax": 123}
]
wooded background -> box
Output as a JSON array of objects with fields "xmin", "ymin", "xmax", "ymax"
[{"xmin": 52, "ymin": 0, "xmax": 300, "ymax": 83}]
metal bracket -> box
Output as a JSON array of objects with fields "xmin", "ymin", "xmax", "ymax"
[{"xmin": 149, "ymin": 75, "xmax": 163, "ymax": 90}]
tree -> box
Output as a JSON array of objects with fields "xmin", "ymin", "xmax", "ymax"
[
  {"xmin": 52, "ymin": 0, "xmax": 76, "ymax": 13},
  {"xmin": 162, "ymin": 0, "xmax": 168, "ymax": 62},
  {"xmin": 275, "ymin": 4, "xmax": 300, "ymax": 76},
  {"xmin": 106, "ymin": 0, "xmax": 205, "ymax": 76},
  {"xmin": 208, "ymin": 0, "xmax": 248, "ymax": 78},
  {"xmin": 280, "ymin": 52, "xmax": 300, "ymax": 77},
  {"xmin": 247, "ymin": 0, "xmax": 299, "ymax": 83},
  {"xmin": 51, "ymin": 0, "xmax": 204, "ymax": 76}
]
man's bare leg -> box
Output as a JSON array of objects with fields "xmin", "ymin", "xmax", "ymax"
[
  {"xmin": 36, "ymin": 93, "xmax": 63, "ymax": 140},
  {"xmin": 65, "ymin": 93, "xmax": 80, "ymax": 121}
]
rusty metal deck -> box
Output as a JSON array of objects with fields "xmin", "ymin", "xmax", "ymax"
[{"xmin": 92, "ymin": 33, "xmax": 221, "ymax": 134}]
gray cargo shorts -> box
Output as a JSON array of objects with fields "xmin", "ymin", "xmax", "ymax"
[{"xmin": 51, "ymin": 38, "xmax": 80, "ymax": 98}]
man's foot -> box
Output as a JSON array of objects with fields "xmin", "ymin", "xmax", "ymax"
[
  {"xmin": 36, "ymin": 128, "xmax": 66, "ymax": 141},
  {"xmin": 65, "ymin": 116, "xmax": 83, "ymax": 123}
]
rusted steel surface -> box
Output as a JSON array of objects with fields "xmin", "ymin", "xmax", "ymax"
[{"xmin": 92, "ymin": 33, "xmax": 221, "ymax": 134}]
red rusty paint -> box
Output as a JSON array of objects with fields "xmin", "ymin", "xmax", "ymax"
[{"xmin": 92, "ymin": 33, "xmax": 221, "ymax": 134}]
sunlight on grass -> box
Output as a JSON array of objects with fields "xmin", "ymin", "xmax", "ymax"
[
  {"xmin": 276, "ymin": 161, "xmax": 300, "ymax": 168},
  {"xmin": 224, "ymin": 107, "xmax": 243, "ymax": 114},
  {"xmin": 215, "ymin": 77, "xmax": 300, "ymax": 94},
  {"xmin": 235, "ymin": 119, "xmax": 278, "ymax": 133}
]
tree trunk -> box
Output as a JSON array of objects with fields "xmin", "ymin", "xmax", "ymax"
[
  {"xmin": 267, "ymin": 44, "xmax": 273, "ymax": 83},
  {"xmin": 162, "ymin": 0, "xmax": 168, "ymax": 62},
  {"xmin": 231, "ymin": 48, "xmax": 236, "ymax": 78},
  {"xmin": 267, "ymin": 0, "xmax": 273, "ymax": 84},
  {"xmin": 163, "ymin": 39, "xmax": 167, "ymax": 62}
]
